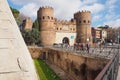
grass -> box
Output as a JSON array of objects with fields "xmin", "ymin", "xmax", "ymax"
[{"xmin": 34, "ymin": 59, "xmax": 62, "ymax": 80}]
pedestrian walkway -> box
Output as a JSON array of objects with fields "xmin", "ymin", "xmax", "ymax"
[{"xmin": 51, "ymin": 45, "xmax": 117, "ymax": 59}]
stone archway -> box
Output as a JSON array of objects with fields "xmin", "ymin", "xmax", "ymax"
[{"xmin": 62, "ymin": 37, "xmax": 69, "ymax": 44}]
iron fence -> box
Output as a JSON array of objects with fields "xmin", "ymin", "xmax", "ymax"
[{"xmin": 95, "ymin": 47, "xmax": 119, "ymax": 80}]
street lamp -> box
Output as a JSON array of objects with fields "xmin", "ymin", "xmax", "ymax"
[{"xmin": 87, "ymin": 38, "xmax": 89, "ymax": 43}]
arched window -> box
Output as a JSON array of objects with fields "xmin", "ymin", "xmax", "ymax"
[
  {"xmin": 60, "ymin": 28, "xmax": 62, "ymax": 30},
  {"xmin": 73, "ymin": 28, "xmax": 75, "ymax": 31},
  {"xmin": 43, "ymin": 16, "xmax": 45, "ymax": 19},
  {"xmin": 51, "ymin": 17, "xmax": 53, "ymax": 20},
  {"xmin": 83, "ymin": 20, "xmax": 86, "ymax": 23},
  {"xmin": 62, "ymin": 37, "xmax": 69, "ymax": 44},
  {"xmin": 48, "ymin": 16, "xmax": 50, "ymax": 19},
  {"xmin": 88, "ymin": 20, "xmax": 90, "ymax": 23}
]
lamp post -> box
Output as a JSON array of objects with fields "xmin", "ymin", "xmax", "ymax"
[
  {"xmin": 86, "ymin": 24, "xmax": 88, "ymax": 43},
  {"xmin": 86, "ymin": 27, "xmax": 87, "ymax": 43},
  {"xmin": 86, "ymin": 24, "xmax": 90, "ymax": 44}
]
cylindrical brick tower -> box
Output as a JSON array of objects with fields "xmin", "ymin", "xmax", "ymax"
[
  {"xmin": 74, "ymin": 10, "xmax": 92, "ymax": 44},
  {"xmin": 37, "ymin": 6, "xmax": 55, "ymax": 46}
]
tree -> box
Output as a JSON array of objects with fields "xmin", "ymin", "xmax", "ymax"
[
  {"xmin": 21, "ymin": 28, "xmax": 40, "ymax": 46},
  {"xmin": 98, "ymin": 26, "xmax": 104, "ymax": 29},
  {"xmin": 10, "ymin": 7, "xmax": 41, "ymax": 45},
  {"xmin": 104, "ymin": 25, "xmax": 109, "ymax": 29},
  {"xmin": 10, "ymin": 7, "xmax": 28, "ymax": 27},
  {"xmin": 21, "ymin": 30, "xmax": 32, "ymax": 45},
  {"xmin": 10, "ymin": 7, "xmax": 20, "ymax": 18},
  {"xmin": 31, "ymin": 28, "xmax": 40, "ymax": 45},
  {"xmin": 98, "ymin": 25, "xmax": 109, "ymax": 29},
  {"xmin": 10, "ymin": 7, "xmax": 21, "ymax": 26},
  {"xmin": 33, "ymin": 19, "xmax": 39, "ymax": 31}
]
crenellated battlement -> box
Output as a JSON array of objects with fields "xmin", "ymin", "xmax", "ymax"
[
  {"xmin": 55, "ymin": 19, "xmax": 76, "ymax": 25},
  {"xmin": 37, "ymin": 6, "xmax": 92, "ymax": 45},
  {"xmin": 74, "ymin": 10, "xmax": 90, "ymax": 14},
  {"xmin": 39, "ymin": 6, "xmax": 53, "ymax": 10},
  {"xmin": 37, "ymin": 6, "xmax": 54, "ymax": 21},
  {"xmin": 74, "ymin": 10, "xmax": 91, "ymax": 16},
  {"xmin": 55, "ymin": 19, "xmax": 69, "ymax": 24}
]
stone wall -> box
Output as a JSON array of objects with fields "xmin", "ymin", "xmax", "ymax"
[
  {"xmin": 29, "ymin": 47, "xmax": 108, "ymax": 80},
  {"xmin": 22, "ymin": 17, "xmax": 33, "ymax": 30},
  {"xmin": 28, "ymin": 47, "xmax": 45, "ymax": 59},
  {"xmin": 37, "ymin": 7, "xmax": 55, "ymax": 46},
  {"xmin": 37, "ymin": 7, "xmax": 93, "ymax": 46},
  {"xmin": 54, "ymin": 19, "xmax": 76, "ymax": 33},
  {"xmin": 74, "ymin": 11, "xmax": 92, "ymax": 44},
  {"xmin": 55, "ymin": 32, "xmax": 76, "ymax": 46}
]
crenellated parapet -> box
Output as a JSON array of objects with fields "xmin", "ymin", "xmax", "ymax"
[
  {"xmin": 39, "ymin": 6, "xmax": 53, "ymax": 10},
  {"xmin": 55, "ymin": 19, "xmax": 76, "ymax": 25},
  {"xmin": 74, "ymin": 10, "xmax": 91, "ymax": 18},
  {"xmin": 74, "ymin": 10, "xmax": 91, "ymax": 23},
  {"xmin": 38, "ymin": 6, "xmax": 53, "ymax": 15},
  {"xmin": 74, "ymin": 10, "xmax": 91, "ymax": 15},
  {"xmin": 37, "ymin": 6, "xmax": 92, "ymax": 45},
  {"xmin": 37, "ymin": 6, "xmax": 54, "ymax": 22}
]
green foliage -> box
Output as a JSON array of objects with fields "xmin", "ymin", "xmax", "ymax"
[
  {"xmin": 34, "ymin": 59, "xmax": 61, "ymax": 80},
  {"xmin": 98, "ymin": 25, "xmax": 109, "ymax": 29},
  {"xmin": 10, "ymin": 7, "xmax": 22, "ymax": 26},
  {"xmin": 31, "ymin": 28, "xmax": 40, "ymax": 44},
  {"xmin": 10, "ymin": 7, "xmax": 40, "ymax": 45},
  {"xmin": 34, "ymin": 59, "xmax": 47, "ymax": 80},
  {"xmin": 33, "ymin": 19, "xmax": 39, "ymax": 31},
  {"xmin": 98, "ymin": 26, "xmax": 104, "ymax": 28},
  {"xmin": 10, "ymin": 7, "xmax": 20, "ymax": 18},
  {"xmin": 21, "ymin": 28, "xmax": 40, "ymax": 45},
  {"xmin": 104, "ymin": 25, "xmax": 109, "ymax": 29}
]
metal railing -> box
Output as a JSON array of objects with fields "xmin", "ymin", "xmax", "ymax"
[
  {"xmin": 95, "ymin": 47, "xmax": 119, "ymax": 80},
  {"xmin": 52, "ymin": 44, "xmax": 120, "ymax": 80},
  {"xmin": 53, "ymin": 46, "xmax": 116, "ymax": 58}
]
